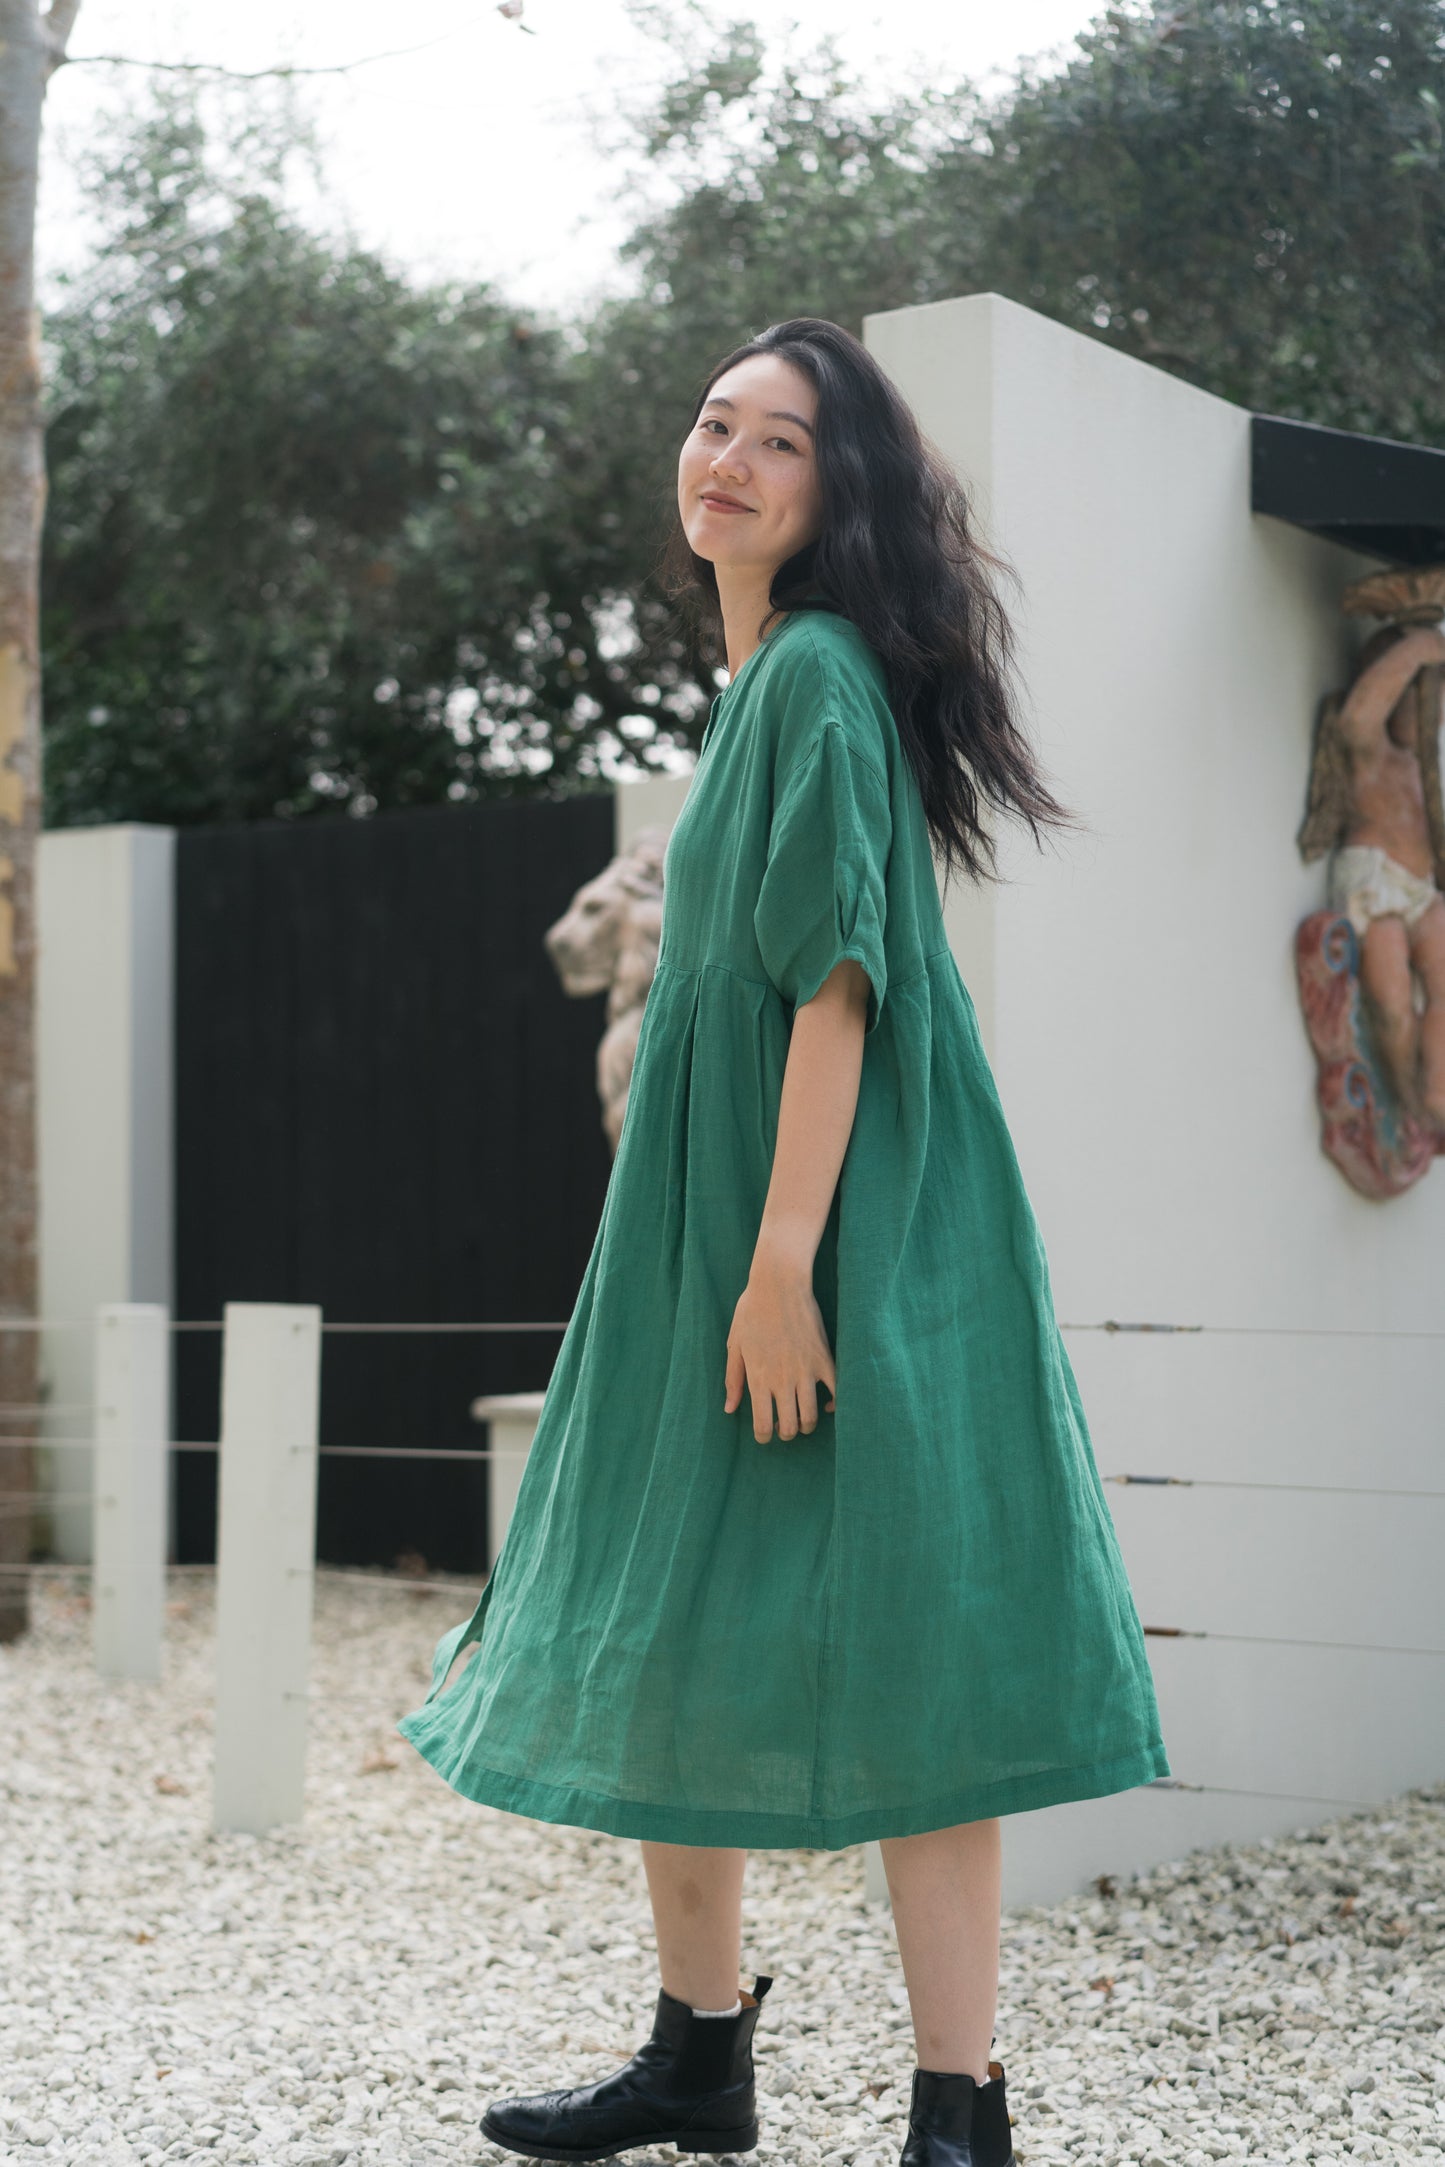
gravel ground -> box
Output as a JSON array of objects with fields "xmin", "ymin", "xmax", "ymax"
[{"xmin": 2, "ymin": 1567, "xmax": 1444, "ymax": 2167}]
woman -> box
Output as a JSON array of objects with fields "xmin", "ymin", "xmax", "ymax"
[{"xmin": 398, "ymin": 318, "xmax": 1169, "ymax": 2167}]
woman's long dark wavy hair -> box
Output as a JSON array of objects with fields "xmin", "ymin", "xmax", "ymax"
[{"xmin": 658, "ymin": 317, "xmax": 1083, "ymax": 891}]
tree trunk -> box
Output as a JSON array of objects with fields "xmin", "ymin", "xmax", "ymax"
[{"xmin": 0, "ymin": 0, "xmax": 80, "ymax": 1641}]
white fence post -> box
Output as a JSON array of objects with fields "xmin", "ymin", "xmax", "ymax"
[
  {"xmin": 213, "ymin": 1301, "xmax": 322, "ymax": 1834},
  {"xmin": 92, "ymin": 1303, "xmax": 170, "ymax": 1682},
  {"xmin": 470, "ymin": 1389, "xmax": 544, "ymax": 1568}
]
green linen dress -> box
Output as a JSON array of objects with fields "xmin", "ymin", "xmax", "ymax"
[{"xmin": 396, "ymin": 604, "xmax": 1170, "ymax": 1848}]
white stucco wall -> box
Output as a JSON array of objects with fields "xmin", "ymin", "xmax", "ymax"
[
  {"xmin": 863, "ymin": 292, "xmax": 1445, "ymax": 1903},
  {"xmin": 36, "ymin": 824, "xmax": 176, "ymax": 1562}
]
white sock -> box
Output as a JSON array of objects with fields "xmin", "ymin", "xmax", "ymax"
[{"xmin": 690, "ymin": 1997, "xmax": 742, "ymax": 2018}]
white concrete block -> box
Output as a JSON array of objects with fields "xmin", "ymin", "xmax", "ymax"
[
  {"xmin": 213, "ymin": 1302, "xmax": 322, "ymax": 1834},
  {"xmin": 91, "ymin": 1303, "xmax": 170, "ymax": 1682},
  {"xmin": 37, "ymin": 825, "xmax": 176, "ymax": 1563},
  {"xmin": 471, "ymin": 1389, "xmax": 544, "ymax": 1569},
  {"xmin": 861, "ymin": 292, "xmax": 1444, "ymax": 1903}
]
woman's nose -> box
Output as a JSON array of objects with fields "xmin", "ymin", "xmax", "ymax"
[{"xmin": 710, "ymin": 441, "xmax": 749, "ymax": 482}]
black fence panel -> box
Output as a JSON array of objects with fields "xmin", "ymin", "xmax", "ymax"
[{"xmin": 173, "ymin": 793, "xmax": 618, "ymax": 1575}]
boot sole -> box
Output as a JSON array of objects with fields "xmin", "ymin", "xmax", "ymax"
[{"xmin": 479, "ymin": 2112, "xmax": 760, "ymax": 2160}]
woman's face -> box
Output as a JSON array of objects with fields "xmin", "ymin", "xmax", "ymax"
[{"xmin": 676, "ymin": 353, "xmax": 823, "ymax": 580}]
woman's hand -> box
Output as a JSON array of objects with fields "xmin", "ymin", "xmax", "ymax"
[
  {"xmin": 724, "ymin": 1244, "xmax": 837, "ymax": 1443},
  {"xmin": 722, "ymin": 958, "xmax": 867, "ymax": 1443}
]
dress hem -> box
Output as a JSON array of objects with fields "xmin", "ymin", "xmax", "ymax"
[{"xmin": 393, "ymin": 1711, "xmax": 1172, "ymax": 1851}]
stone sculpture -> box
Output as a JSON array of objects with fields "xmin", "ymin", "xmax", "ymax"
[
  {"xmin": 543, "ymin": 822, "xmax": 669, "ymax": 1155},
  {"xmin": 1295, "ymin": 565, "xmax": 1445, "ymax": 1196}
]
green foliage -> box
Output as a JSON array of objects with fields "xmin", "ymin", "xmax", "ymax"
[
  {"xmin": 41, "ymin": 84, "xmax": 707, "ymax": 827},
  {"xmin": 41, "ymin": 5, "xmax": 1445, "ymax": 827},
  {"xmin": 615, "ymin": 0, "xmax": 1445, "ymax": 439},
  {"xmin": 968, "ymin": 0, "xmax": 1445, "ymax": 437}
]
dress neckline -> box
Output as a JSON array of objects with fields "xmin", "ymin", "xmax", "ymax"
[{"xmin": 699, "ymin": 609, "xmax": 807, "ymax": 753}]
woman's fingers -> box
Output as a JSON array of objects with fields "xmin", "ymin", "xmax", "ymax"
[
  {"xmin": 773, "ymin": 1386, "xmax": 805, "ymax": 1444},
  {"xmin": 725, "ymin": 1284, "xmax": 837, "ymax": 1440},
  {"xmin": 751, "ymin": 1365, "xmax": 836, "ymax": 1443},
  {"xmin": 723, "ymin": 1332, "xmax": 747, "ymax": 1414}
]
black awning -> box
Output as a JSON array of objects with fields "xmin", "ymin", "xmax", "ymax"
[{"xmin": 1251, "ymin": 413, "xmax": 1445, "ymax": 567}]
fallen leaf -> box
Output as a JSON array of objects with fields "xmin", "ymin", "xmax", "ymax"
[
  {"xmin": 1088, "ymin": 1975, "xmax": 1115, "ymax": 1994},
  {"xmin": 154, "ymin": 1773, "xmax": 188, "ymax": 1795},
  {"xmin": 134, "ymin": 1930, "xmax": 155, "ymax": 1944},
  {"xmin": 358, "ymin": 1748, "xmax": 399, "ymax": 1775}
]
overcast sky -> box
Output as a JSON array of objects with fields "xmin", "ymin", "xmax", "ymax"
[{"xmin": 39, "ymin": 0, "xmax": 1106, "ymax": 313}]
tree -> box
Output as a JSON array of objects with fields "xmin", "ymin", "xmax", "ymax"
[
  {"xmin": 39, "ymin": 0, "xmax": 1445, "ymax": 836},
  {"xmin": 41, "ymin": 84, "xmax": 717, "ymax": 829},
  {"xmin": 963, "ymin": 0, "xmax": 1445, "ymax": 442},
  {"xmin": 0, "ymin": 0, "xmax": 82, "ymax": 1640},
  {"xmin": 615, "ymin": 0, "xmax": 1445, "ymax": 444}
]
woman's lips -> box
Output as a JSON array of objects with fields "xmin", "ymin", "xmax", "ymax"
[{"xmin": 700, "ymin": 493, "xmax": 754, "ymax": 513}]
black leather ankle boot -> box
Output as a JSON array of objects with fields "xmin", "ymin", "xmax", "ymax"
[
  {"xmin": 899, "ymin": 2062, "xmax": 1014, "ymax": 2167},
  {"xmin": 481, "ymin": 1974, "xmax": 773, "ymax": 2161}
]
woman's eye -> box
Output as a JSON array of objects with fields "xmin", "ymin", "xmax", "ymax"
[{"xmin": 696, "ymin": 420, "xmax": 800, "ymax": 451}]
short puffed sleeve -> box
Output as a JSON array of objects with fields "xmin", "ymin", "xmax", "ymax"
[{"xmin": 752, "ymin": 719, "xmax": 891, "ymax": 1034}]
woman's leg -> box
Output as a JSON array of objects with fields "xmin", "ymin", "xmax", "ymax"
[
  {"xmin": 481, "ymin": 1844, "xmax": 759, "ymax": 2158},
  {"xmin": 640, "ymin": 1841, "xmax": 748, "ymax": 2009},
  {"xmin": 878, "ymin": 1819, "xmax": 1001, "ymax": 2081}
]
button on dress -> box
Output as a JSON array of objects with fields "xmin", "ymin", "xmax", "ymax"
[{"xmin": 396, "ymin": 605, "xmax": 1170, "ymax": 1847}]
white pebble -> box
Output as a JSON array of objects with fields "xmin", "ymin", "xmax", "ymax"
[{"xmin": 4, "ymin": 1570, "xmax": 1444, "ymax": 2165}]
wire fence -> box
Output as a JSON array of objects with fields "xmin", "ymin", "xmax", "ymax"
[
  {"xmin": 4, "ymin": 1306, "xmax": 1441, "ymax": 1829},
  {"xmin": 1107, "ymin": 1472, "xmax": 1445, "ymax": 1498},
  {"xmin": 8, "ymin": 1313, "xmax": 1445, "ymax": 1337},
  {"xmin": 0, "ymin": 1316, "xmax": 571, "ymax": 1332},
  {"xmin": 2, "ymin": 1434, "xmax": 514, "ymax": 1460},
  {"xmin": 7, "ymin": 1431, "xmax": 1441, "ymax": 1496}
]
